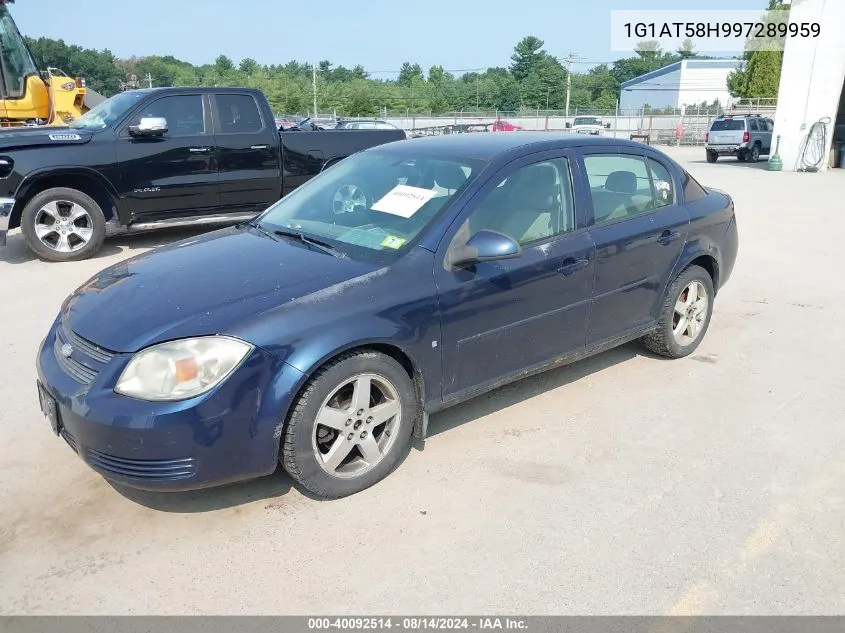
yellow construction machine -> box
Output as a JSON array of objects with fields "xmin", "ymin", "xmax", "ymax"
[{"xmin": 0, "ymin": 0, "xmax": 98, "ymax": 126}]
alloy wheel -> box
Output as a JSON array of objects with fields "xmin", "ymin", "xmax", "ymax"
[
  {"xmin": 34, "ymin": 200, "xmax": 94, "ymax": 253},
  {"xmin": 311, "ymin": 373, "xmax": 402, "ymax": 478},
  {"xmin": 332, "ymin": 184, "xmax": 367, "ymax": 214},
  {"xmin": 672, "ymin": 280, "xmax": 709, "ymax": 346}
]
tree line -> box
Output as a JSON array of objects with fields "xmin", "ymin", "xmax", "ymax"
[{"xmin": 24, "ymin": 22, "xmax": 784, "ymax": 117}]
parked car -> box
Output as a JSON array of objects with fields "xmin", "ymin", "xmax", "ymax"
[
  {"xmin": 0, "ymin": 87, "xmax": 405, "ymax": 262},
  {"xmin": 568, "ymin": 116, "xmax": 612, "ymax": 135},
  {"xmin": 491, "ymin": 119, "xmax": 523, "ymax": 132},
  {"xmin": 334, "ymin": 119, "xmax": 401, "ymax": 131},
  {"xmin": 36, "ymin": 133, "xmax": 738, "ymax": 499},
  {"xmin": 705, "ymin": 114, "xmax": 773, "ymax": 163}
]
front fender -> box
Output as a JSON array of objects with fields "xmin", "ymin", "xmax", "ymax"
[{"xmin": 14, "ymin": 166, "xmax": 127, "ymax": 226}]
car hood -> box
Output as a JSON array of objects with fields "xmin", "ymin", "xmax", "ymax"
[
  {"xmin": 61, "ymin": 225, "xmax": 378, "ymax": 353},
  {"xmin": 0, "ymin": 125, "xmax": 93, "ymax": 151}
]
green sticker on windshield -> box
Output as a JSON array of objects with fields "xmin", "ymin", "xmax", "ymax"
[{"xmin": 381, "ymin": 235, "xmax": 406, "ymax": 249}]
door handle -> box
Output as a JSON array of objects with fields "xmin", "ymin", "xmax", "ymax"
[
  {"xmin": 657, "ymin": 230, "xmax": 681, "ymax": 245},
  {"xmin": 557, "ymin": 258, "xmax": 589, "ymax": 276},
  {"xmin": 250, "ymin": 144, "xmax": 270, "ymax": 150},
  {"xmin": 189, "ymin": 146, "xmax": 211, "ymax": 153}
]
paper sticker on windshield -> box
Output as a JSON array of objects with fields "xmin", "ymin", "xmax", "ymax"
[
  {"xmin": 371, "ymin": 185, "xmax": 437, "ymax": 218},
  {"xmin": 380, "ymin": 235, "xmax": 406, "ymax": 249}
]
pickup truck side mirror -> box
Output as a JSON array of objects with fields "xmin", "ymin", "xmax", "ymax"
[
  {"xmin": 449, "ymin": 229, "xmax": 521, "ymax": 268},
  {"xmin": 565, "ymin": 122, "xmax": 572, "ymax": 129},
  {"xmin": 605, "ymin": 122, "xmax": 611, "ymax": 128},
  {"xmin": 129, "ymin": 117, "xmax": 168, "ymax": 137}
]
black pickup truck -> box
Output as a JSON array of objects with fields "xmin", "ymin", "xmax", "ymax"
[{"xmin": 0, "ymin": 86, "xmax": 406, "ymax": 261}]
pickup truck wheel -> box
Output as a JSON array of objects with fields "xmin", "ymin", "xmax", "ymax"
[
  {"xmin": 21, "ymin": 188, "xmax": 106, "ymax": 262},
  {"xmin": 737, "ymin": 150, "xmax": 747, "ymax": 162},
  {"xmin": 640, "ymin": 265, "xmax": 715, "ymax": 359},
  {"xmin": 281, "ymin": 350, "xmax": 417, "ymax": 499},
  {"xmin": 706, "ymin": 150, "xmax": 718, "ymax": 163},
  {"xmin": 332, "ymin": 180, "xmax": 369, "ymax": 215},
  {"xmin": 750, "ymin": 144, "xmax": 761, "ymax": 162}
]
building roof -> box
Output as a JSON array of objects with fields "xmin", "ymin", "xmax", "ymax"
[{"xmin": 620, "ymin": 59, "xmax": 745, "ymax": 89}]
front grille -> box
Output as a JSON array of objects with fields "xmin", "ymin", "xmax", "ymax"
[
  {"xmin": 86, "ymin": 448, "xmax": 196, "ymax": 480},
  {"xmin": 54, "ymin": 334, "xmax": 98, "ymax": 384},
  {"xmin": 53, "ymin": 324, "xmax": 116, "ymax": 385},
  {"xmin": 63, "ymin": 326, "xmax": 115, "ymax": 364}
]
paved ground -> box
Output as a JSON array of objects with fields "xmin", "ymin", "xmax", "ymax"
[{"xmin": 1, "ymin": 148, "xmax": 843, "ymax": 615}]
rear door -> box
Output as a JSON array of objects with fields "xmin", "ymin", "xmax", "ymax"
[
  {"xmin": 212, "ymin": 92, "xmax": 282, "ymax": 215},
  {"xmin": 578, "ymin": 148, "xmax": 690, "ymax": 346},
  {"xmin": 116, "ymin": 92, "xmax": 220, "ymax": 221}
]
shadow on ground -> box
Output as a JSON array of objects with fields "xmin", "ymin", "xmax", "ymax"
[
  {"xmin": 1, "ymin": 226, "xmax": 221, "ymax": 265},
  {"xmin": 112, "ymin": 342, "xmax": 649, "ymax": 512}
]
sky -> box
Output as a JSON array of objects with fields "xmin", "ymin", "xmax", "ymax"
[{"xmin": 12, "ymin": 0, "xmax": 771, "ymax": 77}]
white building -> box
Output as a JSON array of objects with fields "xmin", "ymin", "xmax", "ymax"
[
  {"xmin": 619, "ymin": 59, "xmax": 744, "ymax": 112},
  {"xmin": 772, "ymin": 0, "xmax": 845, "ymax": 172}
]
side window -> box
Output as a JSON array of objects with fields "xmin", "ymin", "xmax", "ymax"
[
  {"xmin": 766, "ymin": 119, "xmax": 775, "ymax": 132},
  {"xmin": 646, "ymin": 158, "xmax": 675, "ymax": 208},
  {"xmin": 463, "ymin": 157, "xmax": 576, "ymax": 246},
  {"xmin": 129, "ymin": 95, "xmax": 205, "ymax": 136},
  {"xmin": 749, "ymin": 119, "xmax": 759, "ymax": 131},
  {"xmin": 583, "ymin": 154, "xmax": 655, "ymax": 224},
  {"xmin": 215, "ymin": 94, "xmax": 263, "ymax": 134},
  {"xmin": 682, "ymin": 170, "xmax": 708, "ymax": 202}
]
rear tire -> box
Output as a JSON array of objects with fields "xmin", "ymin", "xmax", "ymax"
[
  {"xmin": 641, "ymin": 265, "xmax": 715, "ymax": 359},
  {"xmin": 20, "ymin": 187, "xmax": 106, "ymax": 262},
  {"xmin": 737, "ymin": 150, "xmax": 747, "ymax": 162},
  {"xmin": 706, "ymin": 150, "xmax": 718, "ymax": 163},
  {"xmin": 750, "ymin": 143, "xmax": 761, "ymax": 162},
  {"xmin": 281, "ymin": 350, "xmax": 417, "ymax": 499}
]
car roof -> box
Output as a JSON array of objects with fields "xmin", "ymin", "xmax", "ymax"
[{"xmin": 380, "ymin": 132, "xmax": 650, "ymax": 161}]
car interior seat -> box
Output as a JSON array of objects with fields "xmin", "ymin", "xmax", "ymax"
[
  {"xmin": 590, "ymin": 170, "xmax": 654, "ymax": 223},
  {"xmin": 490, "ymin": 163, "xmax": 560, "ymax": 244}
]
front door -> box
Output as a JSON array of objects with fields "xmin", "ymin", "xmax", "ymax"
[
  {"xmin": 578, "ymin": 149, "xmax": 690, "ymax": 346},
  {"xmin": 116, "ymin": 92, "xmax": 219, "ymax": 222},
  {"xmin": 434, "ymin": 151, "xmax": 596, "ymax": 402},
  {"xmin": 212, "ymin": 92, "xmax": 282, "ymax": 214}
]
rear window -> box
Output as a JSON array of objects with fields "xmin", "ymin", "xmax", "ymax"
[{"xmin": 710, "ymin": 119, "xmax": 745, "ymax": 131}]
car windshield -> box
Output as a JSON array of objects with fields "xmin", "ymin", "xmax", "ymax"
[
  {"xmin": 710, "ymin": 119, "xmax": 745, "ymax": 131},
  {"xmin": 69, "ymin": 90, "xmax": 148, "ymax": 130},
  {"xmin": 574, "ymin": 117, "xmax": 601, "ymax": 126},
  {"xmin": 256, "ymin": 149, "xmax": 486, "ymax": 260}
]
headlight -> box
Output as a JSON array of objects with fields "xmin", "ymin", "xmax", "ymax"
[{"xmin": 115, "ymin": 336, "xmax": 253, "ymax": 401}]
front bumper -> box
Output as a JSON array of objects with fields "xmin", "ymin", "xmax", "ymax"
[
  {"xmin": 0, "ymin": 196, "xmax": 14, "ymax": 246},
  {"xmin": 36, "ymin": 315, "xmax": 305, "ymax": 491}
]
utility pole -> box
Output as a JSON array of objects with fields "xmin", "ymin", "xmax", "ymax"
[
  {"xmin": 561, "ymin": 52, "xmax": 584, "ymax": 119},
  {"xmin": 312, "ymin": 64, "xmax": 318, "ymax": 118}
]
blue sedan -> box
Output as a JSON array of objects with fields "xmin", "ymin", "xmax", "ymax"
[{"xmin": 36, "ymin": 133, "xmax": 739, "ymax": 499}]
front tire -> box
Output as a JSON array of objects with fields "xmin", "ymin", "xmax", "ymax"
[
  {"xmin": 281, "ymin": 350, "xmax": 417, "ymax": 499},
  {"xmin": 641, "ymin": 265, "xmax": 715, "ymax": 359},
  {"xmin": 20, "ymin": 187, "xmax": 106, "ymax": 262}
]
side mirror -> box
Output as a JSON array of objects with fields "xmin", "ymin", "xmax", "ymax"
[
  {"xmin": 450, "ymin": 229, "xmax": 521, "ymax": 268},
  {"xmin": 565, "ymin": 122, "xmax": 572, "ymax": 129},
  {"xmin": 128, "ymin": 117, "xmax": 168, "ymax": 137},
  {"xmin": 605, "ymin": 122, "xmax": 611, "ymax": 128}
]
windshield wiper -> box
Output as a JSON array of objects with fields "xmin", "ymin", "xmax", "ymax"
[{"xmin": 274, "ymin": 227, "xmax": 343, "ymax": 258}]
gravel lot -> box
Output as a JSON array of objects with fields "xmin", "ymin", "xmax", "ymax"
[{"xmin": 1, "ymin": 147, "xmax": 843, "ymax": 615}]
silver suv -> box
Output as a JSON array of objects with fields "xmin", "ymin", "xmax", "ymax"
[{"xmin": 705, "ymin": 114, "xmax": 774, "ymax": 163}]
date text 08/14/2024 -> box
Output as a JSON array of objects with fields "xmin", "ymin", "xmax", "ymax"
[
  {"xmin": 622, "ymin": 21, "xmax": 821, "ymax": 39},
  {"xmin": 307, "ymin": 617, "xmax": 528, "ymax": 630}
]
